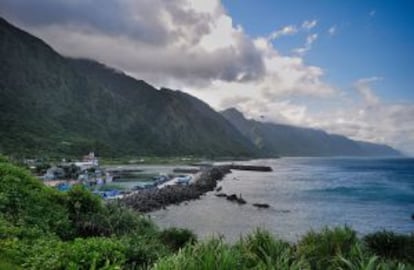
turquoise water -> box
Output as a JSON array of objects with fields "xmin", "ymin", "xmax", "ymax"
[{"xmin": 151, "ymin": 157, "xmax": 414, "ymax": 242}]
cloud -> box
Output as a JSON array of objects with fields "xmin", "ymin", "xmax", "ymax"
[
  {"xmin": 0, "ymin": 0, "xmax": 264, "ymax": 86},
  {"xmin": 328, "ymin": 25, "xmax": 336, "ymax": 36},
  {"xmin": 310, "ymin": 102, "xmax": 414, "ymax": 155},
  {"xmin": 369, "ymin": 10, "xmax": 376, "ymax": 17},
  {"xmin": 302, "ymin": 19, "xmax": 318, "ymax": 30},
  {"xmin": 293, "ymin": 33, "xmax": 318, "ymax": 56},
  {"xmin": 355, "ymin": 77, "xmax": 381, "ymax": 106},
  {"xmin": 268, "ymin": 25, "xmax": 298, "ymax": 40}
]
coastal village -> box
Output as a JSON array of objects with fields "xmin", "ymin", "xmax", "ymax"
[
  {"xmin": 23, "ymin": 152, "xmax": 273, "ymax": 212},
  {"xmin": 27, "ymin": 152, "xmax": 196, "ymax": 200}
]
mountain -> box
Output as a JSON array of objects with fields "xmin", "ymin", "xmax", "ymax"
[
  {"xmin": 221, "ymin": 108, "xmax": 401, "ymax": 157},
  {"xmin": 0, "ymin": 17, "xmax": 256, "ymax": 157}
]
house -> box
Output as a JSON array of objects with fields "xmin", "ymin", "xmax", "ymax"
[
  {"xmin": 75, "ymin": 152, "xmax": 99, "ymax": 171},
  {"xmin": 43, "ymin": 167, "xmax": 65, "ymax": 180}
]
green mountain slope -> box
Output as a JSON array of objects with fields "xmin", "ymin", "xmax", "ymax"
[
  {"xmin": 221, "ymin": 108, "xmax": 401, "ymax": 157},
  {"xmin": 0, "ymin": 18, "xmax": 256, "ymax": 157}
]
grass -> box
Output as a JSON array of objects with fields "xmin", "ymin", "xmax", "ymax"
[
  {"xmin": 95, "ymin": 183, "xmax": 126, "ymax": 191},
  {"xmin": 113, "ymin": 173, "xmax": 160, "ymax": 182},
  {"xmin": 101, "ymin": 156, "xmax": 203, "ymax": 166},
  {"xmin": 363, "ymin": 231, "xmax": 414, "ymax": 264}
]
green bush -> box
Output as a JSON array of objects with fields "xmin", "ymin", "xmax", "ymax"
[
  {"xmin": 235, "ymin": 229, "xmax": 308, "ymax": 269},
  {"xmin": 159, "ymin": 227, "xmax": 197, "ymax": 251},
  {"xmin": 63, "ymin": 237, "xmax": 126, "ymax": 270},
  {"xmin": 16, "ymin": 237, "xmax": 66, "ymax": 269},
  {"xmin": 0, "ymin": 162, "xmax": 71, "ymax": 238},
  {"xmin": 363, "ymin": 231, "xmax": 414, "ymax": 264},
  {"xmin": 123, "ymin": 234, "xmax": 170, "ymax": 269},
  {"xmin": 66, "ymin": 184, "xmax": 110, "ymax": 238},
  {"xmin": 104, "ymin": 202, "xmax": 159, "ymax": 237},
  {"xmin": 297, "ymin": 226, "xmax": 359, "ymax": 270},
  {"xmin": 0, "ymin": 155, "xmax": 8, "ymax": 164},
  {"xmin": 10, "ymin": 236, "xmax": 125, "ymax": 270},
  {"xmin": 153, "ymin": 238, "xmax": 242, "ymax": 270},
  {"xmin": 0, "ymin": 257, "xmax": 22, "ymax": 270}
]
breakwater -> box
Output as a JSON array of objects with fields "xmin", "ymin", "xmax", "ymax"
[
  {"xmin": 121, "ymin": 166, "xmax": 231, "ymax": 213},
  {"xmin": 227, "ymin": 164, "xmax": 272, "ymax": 172}
]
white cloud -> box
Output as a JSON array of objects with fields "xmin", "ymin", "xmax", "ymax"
[
  {"xmin": 309, "ymin": 102, "xmax": 414, "ymax": 155},
  {"xmin": 268, "ymin": 25, "xmax": 298, "ymax": 40},
  {"xmin": 302, "ymin": 19, "xmax": 318, "ymax": 30},
  {"xmin": 307, "ymin": 33, "xmax": 318, "ymax": 44},
  {"xmin": 293, "ymin": 33, "xmax": 318, "ymax": 56},
  {"xmin": 328, "ymin": 25, "xmax": 336, "ymax": 36},
  {"xmin": 189, "ymin": 0, "xmax": 221, "ymax": 14},
  {"xmin": 355, "ymin": 77, "xmax": 381, "ymax": 106}
]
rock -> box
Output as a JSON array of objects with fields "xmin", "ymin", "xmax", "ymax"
[
  {"xmin": 252, "ymin": 203, "xmax": 270, "ymax": 208},
  {"xmin": 215, "ymin": 186, "xmax": 222, "ymax": 192},
  {"xmin": 226, "ymin": 193, "xmax": 246, "ymax": 204},
  {"xmin": 226, "ymin": 194, "xmax": 238, "ymax": 201},
  {"xmin": 237, "ymin": 197, "xmax": 246, "ymax": 204},
  {"xmin": 412, "ymin": 213, "xmax": 414, "ymax": 220},
  {"xmin": 215, "ymin": 193, "xmax": 227, "ymax": 197}
]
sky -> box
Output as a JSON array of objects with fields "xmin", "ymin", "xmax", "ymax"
[{"xmin": 1, "ymin": 0, "xmax": 414, "ymax": 154}]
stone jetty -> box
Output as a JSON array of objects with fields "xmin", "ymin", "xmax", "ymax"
[
  {"xmin": 227, "ymin": 164, "xmax": 272, "ymax": 172},
  {"xmin": 121, "ymin": 166, "xmax": 231, "ymax": 213}
]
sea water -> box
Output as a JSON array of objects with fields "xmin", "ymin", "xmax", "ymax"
[{"xmin": 151, "ymin": 157, "xmax": 414, "ymax": 242}]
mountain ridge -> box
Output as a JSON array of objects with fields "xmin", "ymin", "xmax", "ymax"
[
  {"xmin": 0, "ymin": 17, "xmax": 256, "ymax": 157},
  {"xmin": 221, "ymin": 107, "xmax": 401, "ymax": 157}
]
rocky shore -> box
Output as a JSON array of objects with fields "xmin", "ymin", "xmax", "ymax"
[{"xmin": 121, "ymin": 166, "xmax": 231, "ymax": 213}]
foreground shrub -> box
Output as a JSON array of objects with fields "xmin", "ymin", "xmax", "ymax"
[
  {"xmin": 12, "ymin": 236, "xmax": 125, "ymax": 270},
  {"xmin": 0, "ymin": 162, "xmax": 71, "ymax": 238},
  {"xmin": 159, "ymin": 227, "xmax": 197, "ymax": 251},
  {"xmin": 123, "ymin": 234, "xmax": 171, "ymax": 269},
  {"xmin": 0, "ymin": 257, "xmax": 22, "ymax": 270},
  {"xmin": 153, "ymin": 238, "xmax": 242, "ymax": 270},
  {"xmin": 235, "ymin": 229, "xmax": 309, "ymax": 269},
  {"xmin": 363, "ymin": 231, "xmax": 414, "ymax": 264},
  {"xmin": 0, "ymin": 155, "xmax": 8, "ymax": 164},
  {"xmin": 105, "ymin": 202, "xmax": 159, "ymax": 237},
  {"xmin": 335, "ymin": 243, "xmax": 409, "ymax": 270},
  {"xmin": 297, "ymin": 226, "xmax": 359, "ymax": 270},
  {"xmin": 63, "ymin": 237, "xmax": 126, "ymax": 269}
]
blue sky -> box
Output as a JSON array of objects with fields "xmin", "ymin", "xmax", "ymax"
[
  {"xmin": 223, "ymin": 0, "xmax": 414, "ymax": 102},
  {"xmin": 1, "ymin": 0, "xmax": 413, "ymax": 153}
]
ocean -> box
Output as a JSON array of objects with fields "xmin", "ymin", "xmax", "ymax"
[{"xmin": 150, "ymin": 157, "xmax": 414, "ymax": 242}]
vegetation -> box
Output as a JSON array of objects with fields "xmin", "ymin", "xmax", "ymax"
[
  {"xmin": 363, "ymin": 230, "xmax": 414, "ymax": 264},
  {"xmin": 0, "ymin": 157, "xmax": 412, "ymax": 269},
  {"xmin": 100, "ymin": 156, "xmax": 203, "ymax": 166}
]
